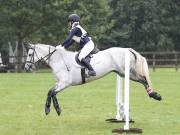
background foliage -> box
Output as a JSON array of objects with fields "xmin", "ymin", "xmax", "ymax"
[{"xmin": 0, "ymin": 0, "xmax": 179, "ymax": 51}]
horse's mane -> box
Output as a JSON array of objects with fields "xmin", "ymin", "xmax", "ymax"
[
  {"xmin": 34, "ymin": 43, "xmax": 76, "ymax": 56},
  {"xmin": 35, "ymin": 43, "xmax": 56, "ymax": 50}
]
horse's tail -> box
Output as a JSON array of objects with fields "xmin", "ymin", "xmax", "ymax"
[{"xmin": 129, "ymin": 48, "xmax": 152, "ymax": 87}]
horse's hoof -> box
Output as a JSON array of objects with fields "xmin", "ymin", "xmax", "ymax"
[
  {"xmin": 45, "ymin": 107, "xmax": 50, "ymax": 115},
  {"xmin": 156, "ymin": 94, "xmax": 162, "ymax": 101},
  {"xmin": 56, "ymin": 108, "xmax": 61, "ymax": 116},
  {"xmin": 149, "ymin": 92, "xmax": 162, "ymax": 101}
]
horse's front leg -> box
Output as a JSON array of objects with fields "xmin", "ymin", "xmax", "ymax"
[
  {"xmin": 45, "ymin": 81, "xmax": 70, "ymax": 116},
  {"xmin": 45, "ymin": 85, "xmax": 58, "ymax": 115},
  {"xmin": 52, "ymin": 91, "xmax": 61, "ymax": 115}
]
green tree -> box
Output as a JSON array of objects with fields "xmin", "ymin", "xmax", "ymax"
[
  {"xmin": 57, "ymin": 0, "xmax": 110, "ymax": 48},
  {"xmin": 0, "ymin": 0, "xmax": 63, "ymax": 71},
  {"xmin": 166, "ymin": 0, "xmax": 180, "ymax": 51},
  {"xmin": 101, "ymin": 0, "xmax": 180, "ymax": 51},
  {"xmin": 0, "ymin": 0, "xmax": 110, "ymax": 66}
]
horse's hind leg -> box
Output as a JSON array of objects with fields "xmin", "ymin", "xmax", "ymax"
[
  {"xmin": 130, "ymin": 69, "xmax": 161, "ymax": 101},
  {"xmin": 130, "ymin": 57, "xmax": 162, "ymax": 101},
  {"xmin": 130, "ymin": 68, "xmax": 149, "ymax": 87}
]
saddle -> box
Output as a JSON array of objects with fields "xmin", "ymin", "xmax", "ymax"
[
  {"xmin": 75, "ymin": 46, "xmax": 99, "ymax": 84},
  {"xmin": 75, "ymin": 45, "xmax": 99, "ymax": 67}
]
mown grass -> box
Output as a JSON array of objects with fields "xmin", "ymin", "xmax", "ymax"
[{"xmin": 0, "ymin": 68, "xmax": 180, "ymax": 135}]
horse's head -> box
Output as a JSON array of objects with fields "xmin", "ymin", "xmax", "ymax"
[
  {"xmin": 24, "ymin": 43, "xmax": 39, "ymax": 71},
  {"xmin": 24, "ymin": 43, "xmax": 57, "ymax": 71}
]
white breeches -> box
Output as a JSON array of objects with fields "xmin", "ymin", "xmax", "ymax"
[{"xmin": 78, "ymin": 40, "xmax": 95, "ymax": 61}]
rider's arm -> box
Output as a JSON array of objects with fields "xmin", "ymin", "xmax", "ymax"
[
  {"xmin": 62, "ymin": 27, "xmax": 77, "ymax": 49},
  {"xmin": 63, "ymin": 40, "xmax": 74, "ymax": 49}
]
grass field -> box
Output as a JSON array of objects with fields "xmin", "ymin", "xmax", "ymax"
[{"xmin": 0, "ymin": 68, "xmax": 180, "ymax": 135}]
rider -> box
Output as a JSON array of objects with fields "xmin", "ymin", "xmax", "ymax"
[{"xmin": 62, "ymin": 13, "xmax": 96, "ymax": 76}]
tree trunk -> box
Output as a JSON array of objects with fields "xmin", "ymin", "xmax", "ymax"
[{"xmin": 16, "ymin": 35, "xmax": 23, "ymax": 72}]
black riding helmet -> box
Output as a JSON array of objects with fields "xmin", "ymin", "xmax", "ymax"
[{"xmin": 68, "ymin": 14, "xmax": 80, "ymax": 22}]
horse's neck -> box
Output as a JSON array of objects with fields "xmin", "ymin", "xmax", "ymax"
[
  {"xmin": 36, "ymin": 45, "xmax": 56, "ymax": 62},
  {"xmin": 48, "ymin": 48, "xmax": 75, "ymax": 72}
]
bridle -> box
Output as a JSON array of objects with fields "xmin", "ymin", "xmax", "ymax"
[{"xmin": 26, "ymin": 45, "xmax": 56, "ymax": 69}]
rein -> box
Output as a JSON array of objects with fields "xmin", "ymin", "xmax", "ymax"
[
  {"xmin": 39, "ymin": 49, "xmax": 56, "ymax": 64},
  {"xmin": 27, "ymin": 46, "xmax": 56, "ymax": 66},
  {"xmin": 27, "ymin": 45, "xmax": 70, "ymax": 72}
]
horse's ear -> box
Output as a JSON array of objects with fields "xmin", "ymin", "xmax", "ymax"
[
  {"xmin": 24, "ymin": 41, "xmax": 34, "ymax": 49},
  {"xmin": 29, "ymin": 43, "xmax": 34, "ymax": 48},
  {"xmin": 28, "ymin": 43, "xmax": 34, "ymax": 49}
]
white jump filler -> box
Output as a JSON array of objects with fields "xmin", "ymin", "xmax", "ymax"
[
  {"xmin": 106, "ymin": 51, "xmax": 134, "ymax": 123},
  {"xmin": 112, "ymin": 50, "xmax": 142, "ymax": 133},
  {"xmin": 116, "ymin": 75, "xmax": 124, "ymax": 121}
]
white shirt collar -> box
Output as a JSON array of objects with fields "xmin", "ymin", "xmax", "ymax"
[{"xmin": 71, "ymin": 22, "xmax": 79, "ymax": 29}]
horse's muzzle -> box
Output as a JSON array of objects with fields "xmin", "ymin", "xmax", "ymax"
[{"xmin": 24, "ymin": 63, "xmax": 33, "ymax": 72}]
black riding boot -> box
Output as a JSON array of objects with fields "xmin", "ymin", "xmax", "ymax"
[{"xmin": 81, "ymin": 58, "xmax": 96, "ymax": 76}]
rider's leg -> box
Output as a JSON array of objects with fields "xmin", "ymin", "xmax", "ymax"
[
  {"xmin": 81, "ymin": 58, "xmax": 96, "ymax": 76},
  {"xmin": 78, "ymin": 40, "xmax": 96, "ymax": 76}
]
